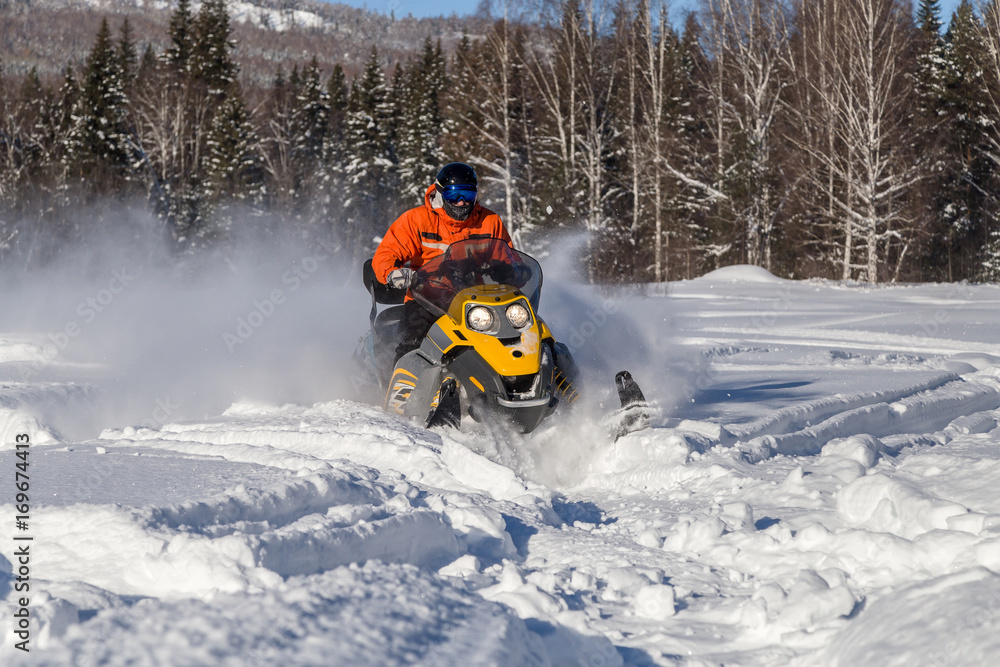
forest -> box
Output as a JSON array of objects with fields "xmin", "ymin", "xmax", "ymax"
[{"xmin": 1, "ymin": 0, "xmax": 999, "ymax": 283}]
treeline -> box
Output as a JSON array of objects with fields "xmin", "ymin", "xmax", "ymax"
[{"xmin": 2, "ymin": 0, "xmax": 1000, "ymax": 283}]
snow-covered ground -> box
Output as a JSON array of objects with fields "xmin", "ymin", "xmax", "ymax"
[{"xmin": 4, "ymin": 248, "xmax": 1000, "ymax": 665}]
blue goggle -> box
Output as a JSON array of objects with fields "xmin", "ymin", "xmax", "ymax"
[{"xmin": 440, "ymin": 185, "xmax": 477, "ymax": 205}]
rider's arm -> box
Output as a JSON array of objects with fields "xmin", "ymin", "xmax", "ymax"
[
  {"xmin": 493, "ymin": 214, "xmax": 513, "ymax": 247},
  {"xmin": 373, "ymin": 212, "xmax": 423, "ymax": 283}
]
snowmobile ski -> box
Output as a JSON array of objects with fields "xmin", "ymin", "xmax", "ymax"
[{"xmin": 613, "ymin": 370, "xmax": 649, "ymax": 440}]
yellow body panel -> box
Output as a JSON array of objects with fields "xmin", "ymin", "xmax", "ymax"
[{"xmin": 434, "ymin": 286, "xmax": 545, "ymax": 377}]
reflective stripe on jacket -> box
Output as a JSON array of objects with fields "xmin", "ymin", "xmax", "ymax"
[{"xmin": 372, "ymin": 184, "xmax": 512, "ymax": 284}]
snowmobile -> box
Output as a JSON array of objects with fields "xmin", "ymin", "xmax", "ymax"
[{"xmin": 358, "ymin": 237, "xmax": 647, "ymax": 436}]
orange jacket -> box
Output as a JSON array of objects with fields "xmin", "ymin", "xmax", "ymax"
[{"xmin": 372, "ymin": 184, "xmax": 512, "ymax": 283}]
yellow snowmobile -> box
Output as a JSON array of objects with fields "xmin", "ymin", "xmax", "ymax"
[{"xmin": 359, "ymin": 238, "xmax": 645, "ymax": 435}]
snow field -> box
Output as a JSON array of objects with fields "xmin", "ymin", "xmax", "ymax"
[{"xmin": 5, "ymin": 266, "xmax": 1000, "ymax": 663}]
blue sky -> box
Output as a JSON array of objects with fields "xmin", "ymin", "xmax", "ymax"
[{"xmin": 329, "ymin": 0, "xmax": 964, "ymax": 26}]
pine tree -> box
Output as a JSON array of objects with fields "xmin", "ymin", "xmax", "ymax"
[
  {"xmin": 395, "ymin": 37, "xmax": 446, "ymax": 200},
  {"xmin": 136, "ymin": 45, "xmax": 157, "ymax": 85},
  {"xmin": 288, "ymin": 57, "xmax": 333, "ymax": 230},
  {"xmin": 943, "ymin": 1, "xmax": 1000, "ymax": 280},
  {"xmin": 917, "ymin": 0, "xmax": 944, "ymax": 38},
  {"xmin": 912, "ymin": 0, "xmax": 953, "ymax": 279},
  {"xmin": 117, "ymin": 17, "xmax": 139, "ymax": 89},
  {"xmin": 343, "ymin": 46, "xmax": 395, "ymax": 256},
  {"xmin": 441, "ymin": 34, "xmax": 481, "ymax": 160},
  {"xmin": 326, "ymin": 63, "xmax": 349, "ymax": 154},
  {"xmin": 203, "ymin": 87, "xmax": 264, "ymax": 240},
  {"xmin": 322, "ymin": 62, "xmax": 350, "ymax": 218},
  {"xmin": 165, "ymin": 0, "xmax": 195, "ymax": 73},
  {"xmin": 292, "ymin": 57, "xmax": 330, "ymax": 170},
  {"xmin": 192, "ymin": 0, "xmax": 238, "ymax": 95},
  {"xmin": 56, "ymin": 66, "xmax": 81, "ymax": 140},
  {"xmin": 66, "ymin": 18, "xmax": 132, "ymax": 190},
  {"xmin": 328, "ymin": 64, "xmax": 349, "ymax": 114}
]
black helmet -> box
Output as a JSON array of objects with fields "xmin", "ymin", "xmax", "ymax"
[{"xmin": 435, "ymin": 162, "xmax": 478, "ymax": 221}]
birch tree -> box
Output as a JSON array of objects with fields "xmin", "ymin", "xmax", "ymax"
[
  {"xmin": 700, "ymin": 0, "xmax": 788, "ymax": 270},
  {"xmin": 833, "ymin": 0, "xmax": 919, "ymax": 282},
  {"xmin": 971, "ymin": 0, "xmax": 1000, "ymax": 277},
  {"xmin": 784, "ymin": 0, "xmax": 855, "ymax": 277},
  {"xmin": 447, "ymin": 12, "xmax": 531, "ymax": 246},
  {"xmin": 525, "ymin": 0, "xmax": 620, "ymax": 275}
]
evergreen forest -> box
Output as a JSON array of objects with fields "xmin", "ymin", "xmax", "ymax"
[{"xmin": 2, "ymin": 0, "xmax": 1000, "ymax": 284}]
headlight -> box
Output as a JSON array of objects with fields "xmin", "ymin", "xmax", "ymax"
[
  {"xmin": 467, "ymin": 306, "xmax": 496, "ymax": 332},
  {"xmin": 506, "ymin": 303, "xmax": 530, "ymax": 328}
]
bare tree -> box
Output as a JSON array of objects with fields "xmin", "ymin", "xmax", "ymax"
[
  {"xmin": 131, "ymin": 64, "xmax": 214, "ymax": 241},
  {"xmin": 784, "ymin": 0, "xmax": 855, "ymax": 277},
  {"xmin": 809, "ymin": 0, "xmax": 920, "ymax": 282},
  {"xmin": 525, "ymin": 0, "xmax": 619, "ymax": 276},
  {"xmin": 700, "ymin": 0, "xmax": 789, "ymax": 270},
  {"xmin": 448, "ymin": 3, "xmax": 531, "ymax": 245},
  {"xmin": 625, "ymin": 0, "xmax": 724, "ymax": 281}
]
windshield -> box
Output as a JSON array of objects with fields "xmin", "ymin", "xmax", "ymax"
[{"xmin": 409, "ymin": 238, "xmax": 542, "ymax": 320}]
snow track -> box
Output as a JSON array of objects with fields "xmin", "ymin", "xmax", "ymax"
[{"xmin": 739, "ymin": 371, "xmax": 1000, "ymax": 459}]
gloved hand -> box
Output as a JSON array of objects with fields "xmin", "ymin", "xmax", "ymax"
[{"xmin": 387, "ymin": 268, "xmax": 416, "ymax": 289}]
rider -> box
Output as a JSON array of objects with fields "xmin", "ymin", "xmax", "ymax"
[{"xmin": 372, "ymin": 162, "xmax": 511, "ymax": 365}]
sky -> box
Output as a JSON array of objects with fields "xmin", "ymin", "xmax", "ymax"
[{"xmin": 329, "ymin": 0, "xmax": 965, "ymax": 24}]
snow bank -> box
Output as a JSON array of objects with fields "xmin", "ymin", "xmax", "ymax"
[
  {"xmin": 695, "ymin": 264, "xmax": 788, "ymax": 284},
  {"xmin": 3, "ymin": 562, "xmax": 552, "ymax": 666},
  {"xmin": 802, "ymin": 568, "xmax": 1000, "ymax": 667}
]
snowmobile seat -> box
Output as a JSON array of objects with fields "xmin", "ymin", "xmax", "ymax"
[
  {"xmin": 373, "ymin": 306, "xmax": 404, "ymax": 343},
  {"xmin": 363, "ymin": 259, "xmax": 407, "ymax": 354},
  {"xmin": 363, "ymin": 259, "xmax": 407, "ymax": 305}
]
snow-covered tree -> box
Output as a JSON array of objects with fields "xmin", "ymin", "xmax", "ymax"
[
  {"xmin": 603, "ymin": 0, "xmax": 718, "ymax": 281},
  {"xmin": 395, "ymin": 37, "xmax": 446, "ymax": 201},
  {"xmin": 192, "ymin": 0, "xmax": 238, "ymax": 96},
  {"xmin": 701, "ymin": 0, "xmax": 789, "ymax": 272},
  {"xmin": 117, "ymin": 17, "xmax": 139, "ymax": 90},
  {"xmin": 260, "ymin": 67, "xmax": 296, "ymax": 212},
  {"xmin": 203, "ymin": 88, "xmax": 264, "ymax": 241},
  {"xmin": 445, "ymin": 14, "xmax": 532, "ymax": 246},
  {"xmin": 934, "ymin": 1, "xmax": 998, "ymax": 280},
  {"xmin": 291, "ymin": 58, "xmax": 330, "ymax": 173},
  {"xmin": 165, "ymin": 0, "xmax": 195, "ymax": 73},
  {"xmin": 65, "ymin": 18, "xmax": 133, "ymax": 191},
  {"xmin": 784, "ymin": 0, "xmax": 920, "ymax": 282},
  {"xmin": 525, "ymin": 0, "xmax": 624, "ymax": 276},
  {"xmin": 326, "ymin": 63, "xmax": 349, "ymax": 163},
  {"xmin": 343, "ymin": 46, "xmax": 395, "ymax": 256}
]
